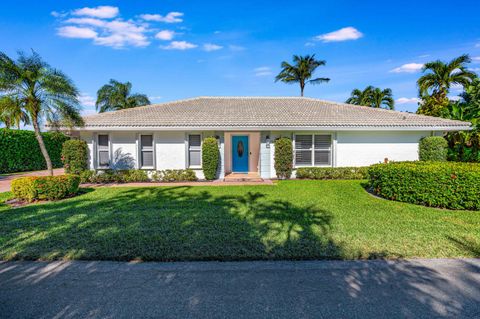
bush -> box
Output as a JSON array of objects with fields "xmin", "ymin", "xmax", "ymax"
[
  {"xmin": 152, "ymin": 169, "xmax": 198, "ymax": 182},
  {"xmin": 419, "ymin": 136, "xmax": 448, "ymax": 161},
  {"xmin": 11, "ymin": 175, "xmax": 80, "ymax": 202},
  {"xmin": 296, "ymin": 167, "xmax": 368, "ymax": 180},
  {"xmin": 367, "ymin": 161, "xmax": 480, "ymax": 210},
  {"xmin": 0, "ymin": 128, "xmax": 70, "ymax": 174},
  {"xmin": 274, "ymin": 137, "xmax": 293, "ymax": 179},
  {"xmin": 62, "ymin": 139, "xmax": 89, "ymax": 174},
  {"xmin": 202, "ymin": 137, "xmax": 219, "ymax": 180},
  {"xmin": 79, "ymin": 169, "xmax": 150, "ymax": 183}
]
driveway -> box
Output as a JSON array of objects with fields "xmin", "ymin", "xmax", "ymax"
[
  {"xmin": 0, "ymin": 259, "xmax": 479, "ymax": 318},
  {"xmin": 0, "ymin": 168, "xmax": 64, "ymax": 192}
]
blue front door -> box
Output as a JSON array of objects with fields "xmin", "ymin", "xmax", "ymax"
[{"xmin": 232, "ymin": 136, "xmax": 249, "ymax": 172}]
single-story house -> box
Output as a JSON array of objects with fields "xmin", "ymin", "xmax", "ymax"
[{"xmin": 67, "ymin": 96, "xmax": 470, "ymax": 180}]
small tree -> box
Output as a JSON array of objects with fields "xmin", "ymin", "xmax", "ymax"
[
  {"xmin": 419, "ymin": 136, "xmax": 448, "ymax": 161},
  {"xmin": 274, "ymin": 137, "xmax": 293, "ymax": 179},
  {"xmin": 62, "ymin": 139, "xmax": 89, "ymax": 174},
  {"xmin": 202, "ymin": 137, "xmax": 219, "ymax": 180}
]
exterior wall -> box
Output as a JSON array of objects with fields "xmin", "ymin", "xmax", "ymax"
[
  {"xmin": 336, "ymin": 131, "xmax": 429, "ymax": 167},
  {"xmin": 155, "ymin": 131, "xmax": 186, "ymax": 170},
  {"xmin": 79, "ymin": 132, "xmax": 95, "ymax": 170},
  {"xmin": 260, "ymin": 132, "xmax": 271, "ymax": 178},
  {"xmin": 111, "ymin": 132, "xmax": 137, "ymax": 169}
]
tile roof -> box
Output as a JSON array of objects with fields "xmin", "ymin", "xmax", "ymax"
[{"xmin": 79, "ymin": 96, "xmax": 470, "ymax": 129}]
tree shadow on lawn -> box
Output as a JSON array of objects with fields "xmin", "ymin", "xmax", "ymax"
[{"xmin": 1, "ymin": 186, "xmax": 343, "ymax": 261}]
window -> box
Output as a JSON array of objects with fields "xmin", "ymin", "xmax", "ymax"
[
  {"xmin": 140, "ymin": 135, "xmax": 154, "ymax": 168},
  {"xmin": 97, "ymin": 134, "xmax": 110, "ymax": 168},
  {"xmin": 188, "ymin": 134, "xmax": 201, "ymax": 167},
  {"xmin": 294, "ymin": 134, "xmax": 332, "ymax": 167}
]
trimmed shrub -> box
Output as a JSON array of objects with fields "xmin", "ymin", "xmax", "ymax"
[
  {"xmin": 152, "ymin": 169, "xmax": 198, "ymax": 182},
  {"xmin": 202, "ymin": 137, "xmax": 219, "ymax": 180},
  {"xmin": 11, "ymin": 175, "xmax": 80, "ymax": 202},
  {"xmin": 296, "ymin": 167, "xmax": 368, "ymax": 180},
  {"xmin": 79, "ymin": 169, "xmax": 150, "ymax": 183},
  {"xmin": 79, "ymin": 170, "xmax": 96, "ymax": 184},
  {"xmin": 419, "ymin": 136, "xmax": 448, "ymax": 161},
  {"xmin": 274, "ymin": 137, "xmax": 293, "ymax": 179},
  {"xmin": 0, "ymin": 128, "xmax": 70, "ymax": 174},
  {"xmin": 367, "ymin": 161, "xmax": 480, "ymax": 210},
  {"xmin": 62, "ymin": 139, "xmax": 89, "ymax": 174}
]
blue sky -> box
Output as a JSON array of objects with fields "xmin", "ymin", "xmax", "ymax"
[{"xmin": 1, "ymin": 0, "xmax": 480, "ymax": 118}]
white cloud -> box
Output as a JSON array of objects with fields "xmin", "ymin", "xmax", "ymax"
[
  {"xmin": 228, "ymin": 45, "xmax": 246, "ymax": 51},
  {"xmin": 472, "ymin": 56, "xmax": 480, "ymax": 62},
  {"xmin": 78, "ymin": 93, "xmax": 96, "ymax": 107},
  {"xmin": 418, "ymin": 54, "xmax": 430, "ymax": 58},
  {"xmin": 305, "ymin": 42, "xmax": 315, "ymax": 47},
  {"xmin": 315, "ymin": 27, "xmax": 363, "ymax": 42},
  {"xmin": 73, "ymin": 6, "xmax": 119, "ymax": 19},
  {"xmin": 469, "ymin": 67, "xmax": 480, "ymax": 72},
  {"xmin": 396, "ymin": 97, "xmax": 420, "ymax": 105},
  {"xmin": 57, "ymin": 26, "xmax": 98, "ymax": 39},
  {"xmin": 160, "ymin": 41, "xmax": 197, "ymax": 50},
  {"xmin": 148, "ymin": 96, "xmax": 162, "ymax": 101},
  {"xmin": 155, "ymin": 30, "xmax": 175, "ymax": 41},
  {"xmin": 140, "ymin": 12, "xmax": 183, "ymax": 23},
  {"xmin": 203, "ymin": 43, "xmax": 223, "ymax": 51},
  {"xmin": 390, "ymin": 63, "xmax": 424, "ymax": 73},
  {"xmin": 475, "ymin": 43, "xmax": 480, "ymax": 48},
  {"xmin": 254, "ymin": 66, "xmax": 272, "ymax": 77},
  {"xmin": 449, "ymin": 96, "xmax": 461, "ymax": 101}
]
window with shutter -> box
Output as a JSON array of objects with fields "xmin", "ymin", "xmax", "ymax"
[
  {"xmin": 294, "ymin": 135, "xmax": 313, "ymax": 166},
  {"xmin": 97, "ymin": 134, "xmax": 110, "ymax": 168},
  {"xmin": 140, "ymin": 135, "xmax": 154, "ymax": 168},
  {"xmin": 294, "ymin": 134, "xmax": 332, "ymax": 167},
  {"xmin": 314, "ymin": 135, "xmax": 331, "ymax": 165},
  {"xmin": 188, "ymin": 134, "xmax": 201, "ymax": 167}
]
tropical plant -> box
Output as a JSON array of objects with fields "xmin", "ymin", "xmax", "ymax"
[
  {"xmin": 346, "ymin": 86, "xmax": 394, "ymax": 109},
  {"xmin": 0, "ymin": 96, "xmax": 29, "ymax": 128},
  {"xmin": 417, "ymin": 54, "xmax": 476, "ymax": 116},
  {"xmin": 0, "ymin": 50, "xmax": 83, "ymax": 175},
  {"xmin": 275, "ymin": 54, "xmax": 330, "ymax": 96},
  {"xmin": 96, "ymin": 79, "xmax": 150, "ymax": 112}
]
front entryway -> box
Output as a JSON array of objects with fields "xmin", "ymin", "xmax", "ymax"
[{"xmin": 232, "ymin": 135, "xmax": 249, "ymax": 172}]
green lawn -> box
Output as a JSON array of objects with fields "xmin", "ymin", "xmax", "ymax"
[{"xmin": 0, "ymin": 180, "xmax": 479, "ymax": 261}]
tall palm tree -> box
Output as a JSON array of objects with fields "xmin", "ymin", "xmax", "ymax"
[
  {"xmin": 417, "ymin": 54, "xmax": 476, "ymax": 99},
  {"xmin": 346, "ymin": 86, "xmax": 395, "ymax": 110},
  {"xmin": 0, "ymin": 51, "xmax": 83, "ymax": 175},
  {"xmin": 96, "ymin": 80, "xmax": 150, "ymax": 113},
  {"xmin": 275, "ymin": 54, "xmax": 330, "ymax": 96},
  {"xmin": 0, "ymin": 96, "xmax": 29, "ymax": 128}
]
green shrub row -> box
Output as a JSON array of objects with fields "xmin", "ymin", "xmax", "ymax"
[
  {"xmin": 368, "ymin": 161, "xmax": 480, "ymax": 210},
  {"xmin": 419, "ymin": 136, "xmax": 448, "ymax": 161},
  {"xmin": 62, "ymin": 139, "xmax": 89, "ymax": 174},
  {"xmin": 79, "ymin": 169, "xmax": 197, "ymax": 183},
  {"xmin": 296, "ymin": 167, "xmax": 368, "ymax": 180},
  {"xmin": 11, "ymin": 175, "xmax": 80, "ymax": 202},
  {"xmin": 0, "ymin": 128, "xmax": 70, "ymax": 173},
  {"xmin": 202, "ymin": 137, "xmax": 219, "ymax": 180},
  {"xmin": 274, "ymin": 137, "xmax": 293, "ymax": 179}
]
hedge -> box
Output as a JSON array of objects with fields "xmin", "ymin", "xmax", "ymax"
[
  {"xmin": 368, "ymin": 161, "xmax": 480, "ymax": 210},
  {"xmin": 62, "ymin": 139, "xmax": 89, "ymax": 174},
  {"xmin": 80, "ymin": 170, "xmax": 149, "ymax": 184},
  {"xmin": 11, "ymin": 175, "xmax": 80, "ymax": 202},
  {"xmin": 202, "ymin": 137, "xmax": 219, "ymax": 180},
  {"xmin": 419, "ymin": 136, "xmax": 448, "ymax": 161},
  {"xmin": 0, "ymin": 128, "xmax": 70, "ymax": 174},
  {"xmin": 153, "ymin": 169, "xmax": 197, "ymax": 182},
  {"xmin": 274, "ymin": 137, "xmax": 293, "ymax": 179},
  {"xmin": 296, "ymin": 167, "xmax": 368, "ymax": 180}
]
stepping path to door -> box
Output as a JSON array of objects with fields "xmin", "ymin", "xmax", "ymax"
[{"xmin": 0, "ymin": 168, "xmax": 65, "ymax": 193}]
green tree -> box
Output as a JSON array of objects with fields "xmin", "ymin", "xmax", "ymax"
[
  {"xmin": 417, "ymin": 54, "xmax": 476, "ymax": 116},
  {"xmin": 0, "ymin": 51, "xmax": 83, "ymax": 175},
  {"xmin": 96, "ymin": 79, "xmax": 150, "ymax": 113},
  {"xmin": 275, "ymin": 54, "xmax": 330, "ymax": 97},
  {"xmin": 346, "ymin": 86, "xmax": 394, "ymax": 110},
  {"xmin": 0, "ymin": 96, "xmax": 29, "ymax": 128}
]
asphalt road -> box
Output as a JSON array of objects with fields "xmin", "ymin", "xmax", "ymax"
[{"xmin": 1, "ymin": 259, "xmax": 479, "ymax": 318}]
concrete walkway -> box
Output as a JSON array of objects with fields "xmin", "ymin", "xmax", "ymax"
[
  {"xmin": 1, "ymin": 259, "xmax": 479, "ymax": 318},
  {"xmin": 0, "ymin": 168, "xmax": 64, "ymax": 192}
]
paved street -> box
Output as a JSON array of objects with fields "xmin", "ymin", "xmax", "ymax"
[{"xmin": 1, "ymin": 259, "xmax": 479, "ymax": 318}]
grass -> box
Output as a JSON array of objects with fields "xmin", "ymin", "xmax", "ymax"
[{"xmin": 0, "ymin": 180, "xmax": 479, "ymax": 261}]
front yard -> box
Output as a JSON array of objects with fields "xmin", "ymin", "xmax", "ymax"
[{"xmin": 0, "ymin": 180, "xmax": 479, "ymax": 261}]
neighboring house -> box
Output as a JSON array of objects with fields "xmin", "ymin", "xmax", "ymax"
[{"xmin": 66, "ymin": 97, "xmax": 470, "ymax": 179}]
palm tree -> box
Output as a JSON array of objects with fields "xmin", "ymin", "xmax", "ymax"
[
  {"xmin": 275, "ymin": 54, "xmax": 330, "ymax": 96},
  {"xmin": 0, "ymin": 51, "xmax": 83, "ymax": 175},
  {"xmin": 0, "ymin": 96, "xmax": 29, "ymax": 128},
  {"xmin": 417, "ymin": 54, "xmax": 476, "ymax": 99},
  {"xmin": 346, "ymin": 86, "xmax": 394, "ymax": 110},
  {"xmin": 346, "ymin": 86, "xmax": 374, "ymax": 106},
  {"xmin": 96, "ymin": 80, "xmax": 150, "ymax": 113}
]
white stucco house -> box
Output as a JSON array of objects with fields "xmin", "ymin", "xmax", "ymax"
[{"xmin": 67, "ymin": 96, "xmax": 470, "ymax": 180}]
